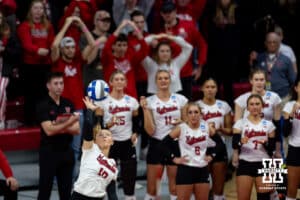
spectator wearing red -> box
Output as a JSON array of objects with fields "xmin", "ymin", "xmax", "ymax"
[
  {"xmin": 151, "ymin": 0, "xmax": 206, "ymax": 32},
  {"xmin": 51, "ymin": 16, "xmax": 96, "ymax": 173},
  {"xmin": 17, "ymin": 0, "xmax": 55, "ymax": 125},
  {"xmin": 0, "ymin": 0, "xmax": 16, "ymax": 17},
  {"xmin": 101, "ymin": 20, "xmax": 148, "ymax": 99},
  {"xmin": 176, "ymin": 0, "xmax": 206, "ymax": 22},
  {"xmin": 51, "ymin": 16, "xmax": 94, "ymax": 111},
  {"xmin": 0, "ymin": 149, "xmax": 19, "ymax": 200},
  {"xmin": 58, "ymin": 2, "xmax": 83, "ymax": 45},
  {"xmin": 67, "ymin": 0, "xmax": 97, "ymax": 30},
  {"xmin": 160, "ymin": 0, "xmax": 208, "ymax": 99}
]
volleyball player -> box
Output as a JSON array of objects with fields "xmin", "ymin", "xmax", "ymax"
[
  {"xmin": 97, "ymin": 70, "xmax": 139, "ymax": 200},
  {"xmin": 282, "ymin": 77, "xmax": 300, "ymax": 200},
  {"xmin": 197, "ymin": 78, "xmax": 232, "ymax": 200},
  {"xmin": 140, "ymin": 69, "xmax": 188, "ymax": 200},
  {"xmin": 71, "ymin": 97, "xmax": 117, "ymax": 200},
  {"xmin": 162, "ymin": 102, "xmax": 216, "ymax": 200},
  {"xmin": 232, "ymin": 94, "xmax": 276, "ymax": 200}
]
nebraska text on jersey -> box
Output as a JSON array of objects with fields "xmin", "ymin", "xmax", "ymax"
[
  {"xmin": 156, "ymin": 106, "xmax": 178, "ymax": 115},
  {"xmin": 109, "ymin": 106, "xmax": 130, "ymax": 114},
  {"xmin": 186, "ymin": 135, "xmax": 206, "ymax": 145},
  {"xmin": 202, "ymin": 111, "xmax": 222, "ymax": 121},
  {"xmin": 245, "ymin": 129, "xmax": 267, "ymax": 138},
  {"xmin": 97, "ymin": 154, "xmax": 117, "ymax": 173}
]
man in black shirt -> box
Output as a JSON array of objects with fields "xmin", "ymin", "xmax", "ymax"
[{"xmin": 36, "ymin": 72, "xmax": 80, "ymax": 200}]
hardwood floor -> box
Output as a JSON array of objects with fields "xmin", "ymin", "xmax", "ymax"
[{"xmin": 224, "ymin": 171, "xmax": 300, "ymax": 200}]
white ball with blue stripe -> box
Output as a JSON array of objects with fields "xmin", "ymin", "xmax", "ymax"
[{"xmin": 87, "ymin": 79, "xmax": 110, "ymax": 101}]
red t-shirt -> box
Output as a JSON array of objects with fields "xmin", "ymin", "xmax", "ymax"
[
  {"xmin": 17, "ymin": 21, "xmax": 54, "ymax": 64},
  {"xmin": 58, "ymin": 17, "xmax": 82, "ymax": 44},
  {"xmin": 101, "ymin": 35, "xmax": 148, "ymax": 99},
  {"xmin": 128, "ymin": 32, "xmax": 149, "ymax": 82},
  {"xmin": 176, "ymin": 0, "xmax": 206, "ymax": 22},
  {"xmin": 52, "ymin": 55, "xmax": 85, "ymax": 110},
  {"xmin": 67, "ymin": 0, "xmax": 97, "ymax": 30}
]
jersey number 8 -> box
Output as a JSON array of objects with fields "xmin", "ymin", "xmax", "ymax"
[{"xmin": 195, "ymin": 146, "xmax": 201, "ymax": 155}]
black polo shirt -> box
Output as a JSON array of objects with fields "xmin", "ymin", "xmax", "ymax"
[{"xmin": 36, "ymin": 94, "xmax": 75, "ymax": 150}]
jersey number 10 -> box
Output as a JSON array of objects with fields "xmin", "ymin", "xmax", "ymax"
[{"xmin": 98, "ymin": 167, "xmax": 108, "ymax": 179}]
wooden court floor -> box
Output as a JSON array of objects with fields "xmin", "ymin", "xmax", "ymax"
[{"xmin": 224, "ymin": 171, "xmax": 300, "ymax": 200}]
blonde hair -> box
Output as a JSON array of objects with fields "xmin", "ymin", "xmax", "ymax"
[
  {"xmin": 93, "ymin": 125, "xmax": 112, "ymax": 140},
  {"xmin": 155, "ymin": 69, "xmax": 171, "ymax": 81},
  {"xmin": 109, "ymin": 70, "xmax": 126, "ymax": 83},
  {"xmin": 26, "ymin": 0, "xmax": 50, "ymax": 29},
  {"xmin": 186, "ymin": 102, "xmax": 201, "ymax": 116}
]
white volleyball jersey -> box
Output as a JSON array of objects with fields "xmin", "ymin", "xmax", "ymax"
[
  {"xmin": 197, "ymin": 99, "xmax": 232, "ymax": 130},
  {"xmin": 283, "ymin": 101, "xmax": 300, "ymax": 147},
  {"xmin": 99, "ymin": 95, "xmax": 139, "ymax": 141},
  {"xmin": 233, "ymin": 118, "xmax": 275, "ymax": 162},
  {"xmin": 147, "ymin": 94, "xmax": 188, "ymax": 140},
  {"xmin": 74, "ymin": 144, "xmax": 118, "ymax": 198},
  {"xmin": 234, "ymin": 91, "xmax": 281, "ymax": 121},
  {"xmin": 178, "ymin": 122, "xmax": 216, "ymax": 168}
]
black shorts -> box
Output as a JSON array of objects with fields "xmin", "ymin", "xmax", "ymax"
[
  {"xmin": 211, "ymin": 134, "xmax": 228, "ymax": 163},
  {"xmin": 286, "ymin": 145, "xmax": 300, "ymax": 166},
  {"xmin": 109, "ymin": 139, "xmax": 136, "ymax": 161},
  {"xmin": 71, "ymin": 191, "xmax": 104, "ymax": 200},
  {"xmin": 176, "ymin": 165, "xmax": 210, "ymax": 185},
  {"xmin": 147, "ymin": 138, "xmax": 180, "ymax": 165},
  {"xmin": 236, "ymin": 160, "xmax": 263, "ymax": 177}
]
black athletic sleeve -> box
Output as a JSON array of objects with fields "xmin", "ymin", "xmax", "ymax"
[{"xmin": 83, "ymin": 109, "xmax": 94, "ymax": 141}]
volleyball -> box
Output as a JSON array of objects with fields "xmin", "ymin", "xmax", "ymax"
[{"xmin": 87, "ymin": 79, "xmax": 110, "ymax": 101}]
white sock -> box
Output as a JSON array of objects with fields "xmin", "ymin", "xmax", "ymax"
[
  {"xmin": 125, "ymin": 195, "xmax": 136, "ymax": 200},
  {"xmin": 214, "ymin": 194, "xmax": 226, "ymax": 200},
  {"xmin": 285, "ymin": 197, "xmax": 296, "ymax": 200},
  {"xmin": 144, "ymin": 193, "xmax": 156, "ymax": 200},
  {"xmin": 170, "ymin": 194, "xmax": 177, "ymax": 200}
]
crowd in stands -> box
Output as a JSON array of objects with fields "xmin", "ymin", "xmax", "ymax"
[{"xmin": 0, "ymin": 0, "xmax": 300, "ymax": 199}]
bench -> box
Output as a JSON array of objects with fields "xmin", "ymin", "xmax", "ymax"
[{"xmin": 0, "ymin": 127, "xmax": 40, "ymax": 152}]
